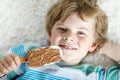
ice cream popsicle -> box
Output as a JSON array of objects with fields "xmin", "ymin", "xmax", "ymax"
[{"xmin": 20, "ymin": 46, "xmax": 62, "ymax": 67}]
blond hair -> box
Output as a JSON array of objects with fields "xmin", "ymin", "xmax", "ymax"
[{"xmin": 46, "ymin": 0, "xmax": 108, "ymax": 52}]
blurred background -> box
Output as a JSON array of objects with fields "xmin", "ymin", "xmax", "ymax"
[{"xmin": 0, "ymin": 0, "xmax": 120, "ymax": 54}]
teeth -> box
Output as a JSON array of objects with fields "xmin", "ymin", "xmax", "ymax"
[
  {"xmin": 60, "ymin": 45, "xmax": 76, "ymax": 50},
  {"xmin": 66, "ymin": 46, "xmax": 71, "ymax": 49}
]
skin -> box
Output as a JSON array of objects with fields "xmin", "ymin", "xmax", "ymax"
[
  {"xmin": 0, "ymin": 54, "xmax": 20, "ymax": 77},
  {"xmin": 99, "ymin": 42, "xmax": 120, "ymax": 62},
  {"xmin": 49, "ymin": 12, "xmax": 97, "ymax": 65},
  {"xmin": 0, "ymin": 12, "xmax": 97, "ymax": 77}
]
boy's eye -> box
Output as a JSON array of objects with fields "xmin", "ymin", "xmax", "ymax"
[
  {"xmin": 78, "ymin": 31, "xmax": 85, "ymax": 35},
  {"xmin": 57, "ymin": 27, "xmax": 67, "ymax": 33}
]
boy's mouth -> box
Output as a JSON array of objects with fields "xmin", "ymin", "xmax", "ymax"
[{"xmin": 59, "ymin": 45, "xmax": 77, "ymax": 50}]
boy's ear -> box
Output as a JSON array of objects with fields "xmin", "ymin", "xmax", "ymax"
[
  {"xmin": 48, "ymin": 34, "xmax": 51, "ymax": 42},
  {"xmin": 89, "ymin": 43, "xmax": 98, "ymax": 52}
]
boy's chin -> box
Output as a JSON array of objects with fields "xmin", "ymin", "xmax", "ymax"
[{"xmin": 61, "ymin": 55, "xmax": 81, "ymax": 65}]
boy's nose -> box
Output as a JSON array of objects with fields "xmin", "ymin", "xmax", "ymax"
[
  {"xmin": 63, "ymin": 36, "xmax": 74, "ymax": 41},
  {"xmin": 62, "ymin": 32, "xmax": 75, "ymax": 42},
  {"xmin": 63, "ymin": 35, "xmax": 74, "ymax": 41}
]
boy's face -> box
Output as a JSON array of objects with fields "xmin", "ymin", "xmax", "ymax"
[{"xmin": 48, "ymin": 12, "xmax": 97, "ymax": 65}]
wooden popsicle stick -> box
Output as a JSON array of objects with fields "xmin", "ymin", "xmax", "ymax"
[{"xmin": 20, "ymin": 57, "xmax": 27, "ymax": 63}]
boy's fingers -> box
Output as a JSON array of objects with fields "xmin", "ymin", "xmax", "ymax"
[
  {"xmin": 11, "ymin": 54, "xmax": 21, "ymax": 66},
  {"xmin": 1, "ymin": 59, "xmax": 12, "ymax": 71},
  {"xmin": 0, "ymin": 72, "xmax": 5, "ymax": 77},
  {"xmin": 0, "ymin": 61, "xmax": 8, "ymax": 74},
  {"xmin": 4, "ymin": 55, "xmax": 17, "ymax": 70}
]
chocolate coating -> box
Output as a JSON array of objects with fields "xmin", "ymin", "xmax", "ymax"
[{"xmin": 27, "ymin": 46, "xmax": 61, "ymax": 67}]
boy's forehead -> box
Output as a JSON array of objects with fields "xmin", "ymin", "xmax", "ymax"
[{"xmin": 60, "ymin": 13, "xmax": 96, "ymax": 28}]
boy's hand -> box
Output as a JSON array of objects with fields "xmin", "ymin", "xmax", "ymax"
[
  {"xmin": 0, "ymin": 54, "xmax": 21, "ymax": 77},
  {"xmin": 99, "ymin": 42, "xmax": 120, "ymax": 62}
]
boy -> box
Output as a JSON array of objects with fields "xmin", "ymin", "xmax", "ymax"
[{"xmin": 0, "ymin": 0, "xmax": 118, "ymax": 80}]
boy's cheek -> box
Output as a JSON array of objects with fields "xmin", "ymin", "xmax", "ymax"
[
  {"xmin": 48, "ymin": 34, "xmax": 51, "ymax": 42},
  {"xmin": 48, "ymin": 34, "xmax": 57, "ymax": 42},
  {"xmin": 48, "ymin": 36, "xmax": 57, "ymax": 45},
  {"xmin": 51, "ymin": 34, "xmax": 59, "ymax": 40}
]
